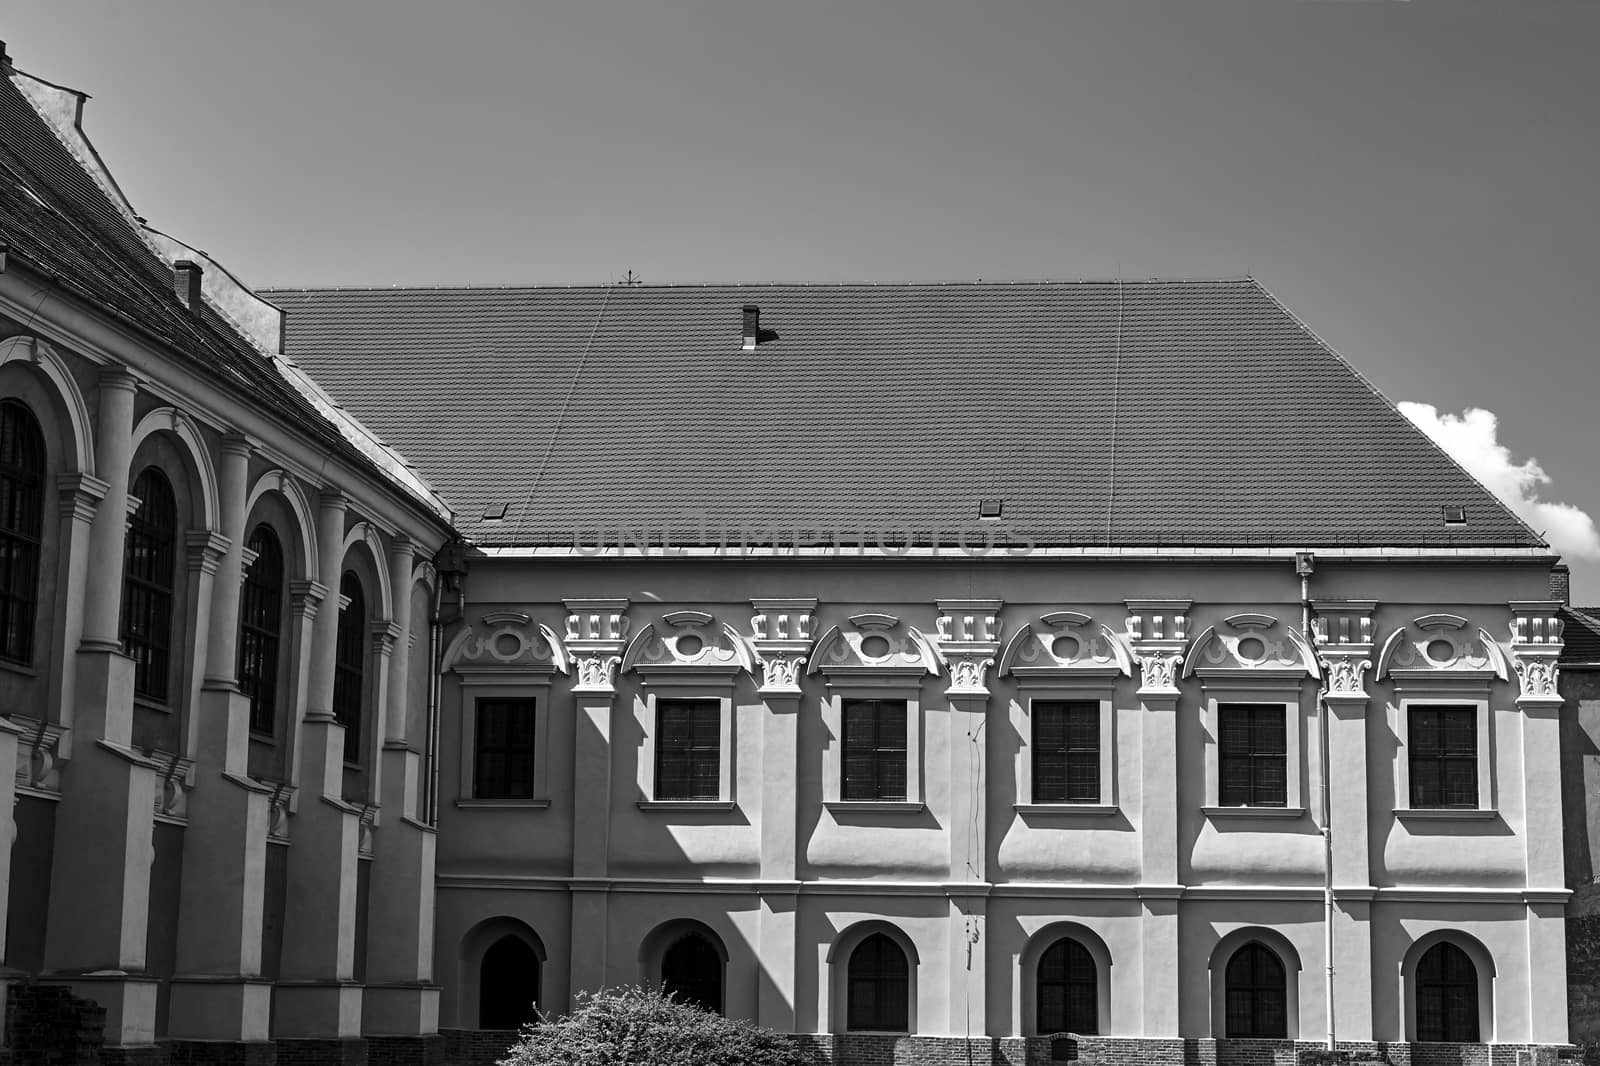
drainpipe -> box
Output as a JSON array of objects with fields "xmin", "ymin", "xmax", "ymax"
[
  {"xmin": 425, "ymin": 578, "xmax": 444, "ymax": 824},
  {"xmin": 1298, "ymin": 551, "xmax": 1335, "ymax": 1052}
]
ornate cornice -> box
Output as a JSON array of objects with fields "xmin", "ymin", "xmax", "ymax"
[{"xmin": 564, "ymin": 598, "xmax": 630, "ymax": 695}]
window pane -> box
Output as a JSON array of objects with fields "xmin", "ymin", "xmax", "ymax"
[
  {"xmin": 657, "ymin": 699, "xmax": 720, "ymax": 800},
  {"xmin": 476, "ymin": 698, "xmax": 536, "ymax": 799}
]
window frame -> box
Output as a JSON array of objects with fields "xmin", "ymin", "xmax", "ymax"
[
  {"xmin": 0, "ymin": 398, "xmax": 45, "ymax": 668},
  {"xmin": 636, "ymin": 681, "xmax": 735, "ymax": 809},
  {"xmin": 1224, "ymin": 941, "xmax": 1289, "ymax": 1038},
  {"xmin": 332, "ymin": 570, "xmax": 368, "ymax": 766},
  {"xmin": 455, "ymin": 677, "xmax": 553, "ymax": 807},
  {"xmin": 1217, "ymin": 702, "xmax": 1289, "ymax": 808},
  {"xmin": 822, "ymin": 683, "xmax": 923, "ymax": 810},
  {"xmin": 845, "ymin": 932, "xmax": 912, "ymax": 1034},
  {"xmin": 1201, "ymin": 688, "xmax": 1305, "ymax": 818},
  {"xmin": 238, "ymin": 523, "xmax": 286, "ymax": 737},
  {"xmin": 1022, "ymin": 693, "xmax": 1115, "ymax": 808},
  {"xmin": 1395, "ymin": 694, "xmax": 1494, "ymax": 817},
  {"xmin": 1414, "ymin": 941, "xmax": 1480, "ymax": 1042},
  {"xmin": 1036, "ymin": 936, "xmax": 1100, "ymax": 1035},
  {"xmin": 473, "ymin": 695, "xmax": 540, "ymax": 800},
  {"xmin": 122, "ymin": 466, "xmax": 178, "ymax": 704}
]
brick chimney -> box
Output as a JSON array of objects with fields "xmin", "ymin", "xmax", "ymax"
[
  {"xmin": 0, "ymin": 41, "xmax": 10, "ymax": 71},
  {"xmin": 1551, "ymin": 564, "xmax": 1571, "ymax": 607},
  {"xmin": 173, "ymin": 260, "xmax": 203, "ymax": 312},
  {"xmin": 742, "ymin": 305, "xmax": 759, "ymax": 351}
]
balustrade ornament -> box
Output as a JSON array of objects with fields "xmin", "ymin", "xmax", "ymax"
[{"xmin": 11, "ymin": 715, "xmax": 65, "ymax": 796}]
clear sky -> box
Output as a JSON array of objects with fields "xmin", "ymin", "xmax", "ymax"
[{"xmin": 7, "ymin": 0, "xmax": 1598, "ymax": 598}]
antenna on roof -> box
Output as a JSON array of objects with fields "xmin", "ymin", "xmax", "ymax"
[{"xmin": 621, "ymin": 270, "xmax": 643, "ymax": 286}]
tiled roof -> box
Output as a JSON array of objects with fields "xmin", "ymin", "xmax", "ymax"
[
  {"xmin": 1563, "ymin": 608, "xmax": 1600, "ymax": 665},
  {"xmin": 0, "ymin": 67, "xmax": 427, "ymax": 510},
  {"xmin": 261, "ymin": 280, "xmax": 1544, "ymax": 550}
]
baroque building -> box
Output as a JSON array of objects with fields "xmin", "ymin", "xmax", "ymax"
[{"xmin": 0, "ymin": 37, "xmax": 1584, "ymax": 1066}]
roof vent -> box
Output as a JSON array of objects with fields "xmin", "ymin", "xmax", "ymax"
[
  {"xmin": 742, "ymin": 305, "xmax": 759, "ymax": 350},
  {"xmin": 481, "ymin": 502, "xmax": 508, "ymax": 522},
  {"xmin": 173, "ymin": 260, "xmax": 203, "ymax": 313},
  {"xmin": 978, "ymin": 499, "xmax": 1003, "ymax": 519},
  {"xmin": 1442, "ymin": 505, "xmax": 1467, "ymax": 526}
]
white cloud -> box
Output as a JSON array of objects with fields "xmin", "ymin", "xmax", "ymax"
[{"xmin": 1398, "ymin": 401, "xmax": 1600, "ymax": 560}]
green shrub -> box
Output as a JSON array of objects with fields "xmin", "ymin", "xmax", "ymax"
[{"xmin": 498, "ymin": 985, "xmax": 811, "ymax": 1066}]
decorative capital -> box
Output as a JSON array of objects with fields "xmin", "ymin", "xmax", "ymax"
[
  {"xmin": 1311, "ymin": 600, "xmax": 1377, "ymax": 700},
  {"xmin": 749, "ymin": 598, "xmax": 817, "ymax": 696},
  {"xmin": 1125, "ymin": 599, "xmax": 1191, "ymax": 696},
  {"xmin": 565, "ymin": 598, "xmax": 630, "ymax": 694},
  {"xmin": 1508, "ymin": 601, "xmax": 1564, "ymax": 704},
  {"xmin": 185, "ymin": 529, "xmax": 231, "ymax": 574},
  {"xmin": 1134, "ymin": 652, "xmax": 1184, "ymax": 695},
  {"xmin": 289, "ymin": 579, "xmax": 328, "ymax": 621},
  {"xmin": 151, "ymin": 750, "xmax": 196, "ymax": 821},
  {"xmin": 11, "ymin": 714, "xmax": 66, "ymax": 795},
  {"xmin": 56, "ymin": 472, "xmax": 108, "ymax": 522},
  {"xmin": 934, "ymin": 599, "xmax": 1003, "ymax": 696},
  {"xmin": 218, "ymin": 432, "xmax": 255, "ymax": 460}
]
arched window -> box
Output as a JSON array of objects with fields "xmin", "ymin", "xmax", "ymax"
[
  {"xmin": 0, "ymin": 400, "xmax": 45, "ymax": 665},
  {"xmin": 122, "ymin": 468, "xmax": 177, "ymax": 701},
  {"xmin": 847, "ymin": 932, "xmax": 909, "ymax": 1033},
  {"xmin": 1225, "ymin": 942, "xmax": 1287, "ymax": 1038},
  {"xmin": 333, "ymin": 571, "xmax": 366, "ymax": 764},
  {"xmin": 1416, "ymin": 942, "xmax": 1478, "ymax": 1042},
  {"xmin": 1038, "ymin": 937, "xmax": 1098, "ymax": 1035},
  {"xmin": 478, "ymin": 935, "xmax": 540, "ymax": 1029},
  {"xmin": 238, "ymin": 524, "xmax": 284, "ymax": 735},
  {"xmin": 661, "ymin": 932, "xmax": 723, "ymax": 1014}
]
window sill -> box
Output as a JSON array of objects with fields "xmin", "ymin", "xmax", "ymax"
[
  {"xmin": 1394, "ymin": 807, "xmax": 1498, "ymax": 821},
  {"xmin": 637, "ymin": 800, "xmax": 735, "ymax": 812},
  {"xmin": 0, "ymin": 658, "xmax": 38, "ymax": 679},
  {"xmin": 455, "ymin": 798, "xmax": 551, "ymax": 809},
  {"xmin": 1202, "ymin": 805, "xmax": 1307, "ymax": 820},
  {"xmin": 133, "ymin": 696, "xmax": 173, "ymax": 714},
  {"xmin": 1015, "ymin": 803, "xmax": 1119, "ymax": 817},
  {"xmin": 825, "ymin": 800, "xmax": 924, "ymax": 814}
]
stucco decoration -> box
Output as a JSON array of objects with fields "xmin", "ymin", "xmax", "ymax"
[
  {"xmin": 621, "ymin": 610, "xmax": 756, "ymax": 677},
  {"xmin": 806, "ymin": 612, "xmax": 939, "ymax": 678},
  {"xmin": 998, "ymin": 610, "xmax": 1132, "ymax": 682},
  {"xmin": 443, "ymin": 610, "xmax": 570, "ymax": 677},
  {"xmin": 933, "ymin": 599, "xmax": 1005, "ymax": 696},
  {"xmin": 10, "ymin": 714, "xmax": 65, "ymax": 797},
  {"xmin": 1311, "ymin": 600, "xmax": 1377, "ymax": 700},
  {"xmin": 1376, "ymin": 614, "xmax": 1509, "ymax": 683},
  {"xmin": 1183, "ymin": 612, "xmax": 1319, "ymax": 682},
  {"xmin": 563, "ymin": 598, "xmax": 631, "ymax": 694},
  {"xmin": 1125, "ymin": 599, "xmax": 1192, "ymax": 696},
  {"xmin": 749, "ymin": 598, "xmax": 817, "ymax": 695},
  {"xmin": 1508, "ymin": 601, "xmax": 1564, "ymax": 704},
  {"xmin": 152, "ymin": 751, "xmax": 196, "ymax": 823},
  {"xmin": 0, "ymin": 335, "xmax": 96, "ymax": 475},
  {"xmin": 266, "ymin": 782, "xmax": 296, "ymax": 843}
]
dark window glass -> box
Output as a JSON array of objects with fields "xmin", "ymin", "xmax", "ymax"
[
  {"xmin": 1037, "ymin": 938, "xmax": 1098, "ymax": 1034},
  {"xmin": 655, "ymin": 699, "xmax": 721, "ymax": 801},
  {"xmin": 1218, "ymin": 704, "xmax": 1287, "ymax": 807},
  {"xmin": 847, "ymin": 932, "xmax": 910, "ymax": 1032},
  {"xmin": 1033, "ymin": 701, "xmax": 1099, "ymax": 803},
  {"xmin": 661, "ymin": 933, "xmax": 723, "ymax": 1014},
  {"xmin": 121, "ymin": 468, "xmax": 176, "ymax": 701},
  {"xmin": 1416, "ymin": 941, "xmax": 1478, "ymax": 1042},
  {"xmin": 475, "ymin": 698, "xmax": 537, "ymax": 799},
  {"xmin": 478, "ymin": 935, "xmax": 540, "ymax": 1029},
  {"xmin": 1224, "ymin": 942, "xmax": 1287, "ymax": 1038},
  {"xmin": 1409, "ymin": 706, "xmax": 1478, "ymax": 809},
  {"xmin": 842, "ymin": 699, "xmax": 907, "ymax": 801},
  {"xmin": 333, "ymin": 571, "xmax": 365, "ymax": 764},
  {"xmin": 238, "ymin": 525, "xmax": 285, "ymax": 735},
  {"xmin": 0, "ymin": 401, "xmax": 44, "ymax": 665}
]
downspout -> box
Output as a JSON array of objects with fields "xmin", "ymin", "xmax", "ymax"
[
  {"xmin": 1299, "ymin": 551, "xmax": 1335, "ymax": 1052},
  {"xmin": 425, "ymin": 578, "xmax": 444, "ymax": 825}
]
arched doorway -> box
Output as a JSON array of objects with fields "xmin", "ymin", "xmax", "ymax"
[
  {"xmin": 479, "ymin": 935, "xmax": 541, "ymax": 1029},
  {"xmin": 661, "ymin": 932, "xmax": 723, "ymax": 1014}
]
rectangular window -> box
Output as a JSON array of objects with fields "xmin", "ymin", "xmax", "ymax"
[
  {"xmin": 1032, "ymin": 700, "xmax": 1100, "ymax": 803},
  {"xmin": 1409, "ymin": 705, "xmax": 1478, "ymax": 808},
  {"xmin": 655, "ymin": 698, "xmax": 721, "ymax": 801},
  {"xmin": 1218, "ymin": 703, "xmax": 1287, "ymax": 807},
  {"xmin": 842, "ymin": 699, "xmax": 908, "ymax": 801},
  {"xmin": 475, "ymin": 698, "xmax": 537, "ymax": 799}
]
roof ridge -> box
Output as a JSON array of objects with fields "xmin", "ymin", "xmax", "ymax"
[{"xmin": 258, "ymin": 276, "xmax": 1258, "ymax": 295}]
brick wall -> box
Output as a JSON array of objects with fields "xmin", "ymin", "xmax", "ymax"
[
  {"xmin": 273, "ymin": 1038, "xmax": 367, "ymax": 1066},
  {"xmin": 439, "ymin": 1028, "xmax": 518, "ymax": 1066},
  {"xmin": 166, "ymin": 1039, "xmax": 278, "ymax": 1065},
  {"xmin": 367, "ymin": 1034, "xmax": 445, "ymax": 1066},
  {"xmin": 4, "ymin": 979, "xmax": 106, "ymax": 1065}
]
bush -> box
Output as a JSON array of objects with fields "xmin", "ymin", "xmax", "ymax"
[{"xmin": 499, "ymin": 985, "xmax": 812, "ymax": 1066}]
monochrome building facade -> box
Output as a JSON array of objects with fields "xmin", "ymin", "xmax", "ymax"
[{"xmin": 0, "ymin": 37, "xmax": 1586, "ymax": 1066}]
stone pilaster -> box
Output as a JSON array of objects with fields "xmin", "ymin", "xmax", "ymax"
[
  {"xmin": 1311, "ymin": 599, "xmax": 1377, "ymax": 1041},
  {"xmin": 563, "ymin": 597, "xmax": 628, "ymax": 997},
  {"xmin": 46, "ymin": 472, "xmax": 105, "ymax": 746},
  {"xmin": 1125, "ymin": 598, "xmax": 1189, "ymax": 1038},
  {"xmin": 1510, "ymin": 600, "xmax": 1568, "ymax": 1040},
  {"xmin": 0, "ymin": 713, "xmax": 20, "ymax": 964},
  {"xmin": 78, "ymin": 367, "xmax": 137, "ymax": 651},
  {"xmin": 276, "ymin": 489, "xmax": 363, "ymax": 1039},
  {"xmin": 365, "ymin": 537, "xmax": 439, "ymax": 1040},
  {"xmin": 749, "ymin": 597, "xmax": 814, "ymax": 1031}
]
